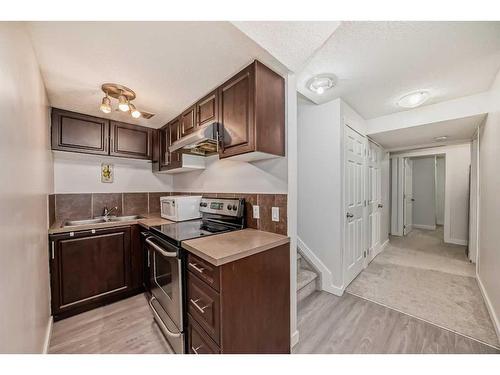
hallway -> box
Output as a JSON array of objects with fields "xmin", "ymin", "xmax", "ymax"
[{"xmin": 346, "ymin": 227, "xmax": 499, "ymax": 348}]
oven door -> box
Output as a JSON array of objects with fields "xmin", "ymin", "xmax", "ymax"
[
  {"xmin": 145, "ymin": 236, "xmax": 184, "ymax": 353},
  {"xmin": 161, "ymin": 199, "xmax": 177, "ymax": 221}
]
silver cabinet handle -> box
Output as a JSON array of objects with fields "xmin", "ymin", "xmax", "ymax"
[
  {"xmin": 191, "ymin": 345, "xmax": 202, "ymax": 354},
  {"xmin": 145, "ymin": 237, "xmax": 177, "ymax": 258},
  {"xmin": 346, "ymin": 212, "xmax": 354, "ymax": 218},
  {"xmin": 147, "ymin": 249, "xmax": 150, "ymax": 267},
  {"xmin": 148, "ymin": 297, "xmax": 182, "ymax": 338},
  {"xmin": 190, "ymin": 298, "xmax": 208, "ymax": 313},
  {"xmin": 189, "ymin": 262, "xmax": 204, "ymax": 273},
  {"xmin": 51, "ymin": 241, "xmax": 55, "ymax": 260}
]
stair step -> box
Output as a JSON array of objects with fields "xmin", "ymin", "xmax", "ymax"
[{"xmin": 297, "ymin": 269, "xmax": 317, "ymax": 291}]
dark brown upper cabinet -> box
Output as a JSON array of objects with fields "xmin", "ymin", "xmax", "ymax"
[
  {"xmin": 51, "ymin": 108, "xmax": 155, "ymax": 161},
  {"xmin": 109, "ymin": 121, "xmax": 152, "ymax": 160},
  {"xmin": 158, "ymin": 116, "xmax": 182, "ymax": 172},
  {"xmin": 196, "ymin": 90, "xmax": 218, "ymax": 128},
  {"xmin": 51, "ymin": 108, "xmax": 110, "ymax": 155},
  {"xmin": 180, "ymin": 105, "xmax": 197, "ymax": 138},
  {"xmin": 218, "ymin": 61, "xmax": 285, "ymax": 160}
]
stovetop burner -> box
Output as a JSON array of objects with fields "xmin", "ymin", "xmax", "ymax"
[{"xmin": 150, "ymin": 197, "xmax": 245, "ymax": 246}]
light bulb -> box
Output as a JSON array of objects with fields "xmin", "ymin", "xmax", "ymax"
[
  {"xmin": 129, "ymin": 103, "xmax": 141, "ymax": 119},
  {"xmin": 99, "ymin": 96, "xmax": 111, "ymax": 114},
  {"xmin": 118, "ymin": 94, "xmax": 130, "ymax": 112}
]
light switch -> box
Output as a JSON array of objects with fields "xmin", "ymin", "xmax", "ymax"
[
  {"xmin": 253, "ymin": 205, "xmax": 260, "ymax": 219},
  {"xmin": 272, "ymin": 207, "xmax": 279, "ymax": 222}
]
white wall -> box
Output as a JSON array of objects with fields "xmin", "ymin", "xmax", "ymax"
[
  {"xmin": 298, "ymin": 97, "xmax": 344, "ymax": 291},
  {"xmin": 477, "ymin": 68, "xmax": 500, "ymax": 340},
  {"xmin": 436, "ymin": 156, "xmax": 446, "ymax": 225},
  {"xmin": 392, "ymin": 143, "xmax": 470, "ymax": 245},
  {"xmin": 0, "ymin": 23, "xmax": 53, "ymax": 353},
  {"xmin": 172, "ymin": 155, "xmax": 287, "ymax": 193},
  {"xmin": 411, "ymin": 156, "xmax": 436, "ymax": 229},
  {"xmin": 53, "ymin": 151, "xmax": 173, "ymax": 193}
]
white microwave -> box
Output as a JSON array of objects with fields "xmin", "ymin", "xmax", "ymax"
[{"xmin": 160, "ymin": 195, "xmax": 202, "ymax": 222}]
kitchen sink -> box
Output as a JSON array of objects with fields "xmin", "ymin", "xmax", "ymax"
[
  {"xmin": 63, "ymin": 215, "xmax": 144, "ymax": 227},
  {"xmin": 108, "ymin": 215, "xmax": 144, "ymax": 221},
  {"xmin": 64, "ymin": 218, "xmax": 106, "ymax": 226}
]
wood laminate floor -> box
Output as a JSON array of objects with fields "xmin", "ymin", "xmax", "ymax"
[
  {"xmin": 293, "ymin": 291, "xmax": 499, "ymax": 354},
  {"xmin": 49, "ymin": 293, "xmax": 173, "ymax": 354}
]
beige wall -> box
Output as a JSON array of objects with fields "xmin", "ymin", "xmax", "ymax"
[
  {"xmin": 478, "ymin": 69, "xmax": 500, "ymax": 339},
  {"xmin": 0, "ymin": 23, "xmax": 53, "ymax": 353}
]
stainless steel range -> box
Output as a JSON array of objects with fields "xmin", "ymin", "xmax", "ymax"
[{"xmin": 143, "ymin": 197, "xmax": 245, "ymax": 353}]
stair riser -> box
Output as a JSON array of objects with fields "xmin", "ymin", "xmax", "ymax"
[{"xmin": 297, "ymin": 279, "xmax": 317, "ymax": 303}]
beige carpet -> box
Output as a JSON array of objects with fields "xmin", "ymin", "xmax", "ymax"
[{"xmin": 347, "ymin": 227, "xmax": 499, "ymax": 348}]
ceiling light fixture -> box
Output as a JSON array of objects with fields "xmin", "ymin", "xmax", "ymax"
[
  {"xmin": 434, "ymin": 136, "xmax": 448, "ymax": 142},
  {"xmin": 99, "ymin": 83, "xmax": 153, "ymax": 119},
  {"xmin": 129, "ymin": 103, "xmax": 141, "ymax": 119},
  {"xmin": 397, "ymin": 90, "xmax": 430, "ymax": 108},
  {"xmin": 307, "ymin": 74, "xmax": 337, "ymax": 95},
  {"xmin": 99, "ymin": 94, "xmax": 111, "ymax": 114}
]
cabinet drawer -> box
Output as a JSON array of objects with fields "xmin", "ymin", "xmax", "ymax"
[
  {"xmin": 187, "ymin": 271, "xmax": 220, "ymax": 344},
  {"xmin": 187, "ymin": 253, "xmax": 220, "ymax": 291},
  {"xmin": 188, "ymin": 316, "xmax": 220, "ymax": 354}
]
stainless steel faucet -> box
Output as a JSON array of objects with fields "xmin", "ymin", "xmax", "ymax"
[{"xmin": 102, "ymin": 206, "xmax": 118, "ymax": 221}]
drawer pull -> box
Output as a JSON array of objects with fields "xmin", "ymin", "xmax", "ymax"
[
  {"xmin": 190, "ymin": 298, "xmax": 208, "ymax": 313},
  {"xmin": 189, "ymin": 262, "xmax": 205, "ymax": 273},
  {"xmin": 191, "ymin": 345, "xmax": 202, "ymax": 354}
]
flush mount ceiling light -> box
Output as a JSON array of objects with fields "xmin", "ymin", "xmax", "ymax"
[
  {"xmin": 307, "ymin": 74, "xmax": 337, "ymax": 95},
  {"xmin": 434, "ymin": 136, "xmax": 448, "ymax": 142},
  {"xmin": 99, "ymin": 83, "xmax": 155, "ymax": 119},
  {"xmin": 397, "ymin": 90, "xmax": 430, "ymax": 108}
]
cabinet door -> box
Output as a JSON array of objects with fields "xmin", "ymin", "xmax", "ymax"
[
  {"xmin": 159, "ymin": 126, "xmax": 169, "ymax": 170},
  {"xmin": 180, "ymin": 105, "xmax": 197, "ymax": 137},
  {"xmin": 51, "ymin": 108, "xmax": 109, "ymax": 155},
  {"xmin": 167, "ymin": 117, "xmax": 182, "ymax": 169},
  {"xmin": 110, "ymin": 121, "xmax": 152, "ymax": 159},
  {"xmin": 218, "ymin": 65, "xmax": 255, "ymax": 158},
  {"xmin": 49, "ymin": 227, "xmax": 131, "ymax": 318},
  {"xmin": 197, "ymin": 90, "xmax": 218, "ymax": 127},
  {"xmin": 188, "ymin": 317, "xmax": 220, "ymax": 354}
]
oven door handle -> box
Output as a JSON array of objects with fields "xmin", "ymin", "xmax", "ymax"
[
  {"xmin": 146, "ymin": 237, "xmax": 178, "ymax": 258},
  {"xmin": 148, "ymin": 296, "xmax": 182, "ymax": 338}
]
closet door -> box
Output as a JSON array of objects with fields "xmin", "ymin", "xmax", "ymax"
[
  {"xmin": 343, "ymin": 125, "xmax": 367, "ymax": 286},
  {"xmin": 367, "ymin": 141, "xmax": 382, "ymax": 261}
]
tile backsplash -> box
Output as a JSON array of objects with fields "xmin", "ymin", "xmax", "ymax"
[{"xmin": 49, "ymin": 191, "xmax": 288, "ymax": 235}]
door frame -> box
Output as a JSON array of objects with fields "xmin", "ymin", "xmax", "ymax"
[{"xmin": 403, "ymin": 157, "xmax": 414, "ymax": 236}]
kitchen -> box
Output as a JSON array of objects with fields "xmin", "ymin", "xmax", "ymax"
[{"xmin": 47, "ymin": 59, "xmax": 291, "ymax": 353}]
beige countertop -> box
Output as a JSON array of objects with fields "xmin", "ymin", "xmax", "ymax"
[
  {"xmin": 48, "ymin": 214, "xmax": 173, "ymax": 234},
  {"xmin": 181, "ymin": 228, "xmax": 290, "ymax": 266}
]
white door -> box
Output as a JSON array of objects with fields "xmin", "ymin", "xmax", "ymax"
[
  {"xmin": 403, "ymin": 158, "xmax": 413, "ymax": 235},
  {"xmin": 367, "ymin": 141, "xmax": 382, "ymax": 260},
  {"xmin": 344, "ymin": 125, "xmax": 366, "ymax": 286}
]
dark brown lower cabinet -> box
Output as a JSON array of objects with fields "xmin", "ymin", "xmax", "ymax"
[
  {"xmin": 186, "ymin": 243, "xmax": 290, "ymax": 354},
  {"xmin": 49, "ymin": 226, "xmax": 143, "ymax": 320}
]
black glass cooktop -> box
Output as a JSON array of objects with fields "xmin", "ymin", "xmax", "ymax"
[{"xmin": 150, "ymin": 219, "xmax": 235, "ymax": 245}]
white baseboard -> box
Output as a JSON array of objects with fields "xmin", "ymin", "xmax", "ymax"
[
  {"xmin": 477, "ymin": 275, "xmax": 500, "ymax": 343},
  {"xmin": 291, "ymin": 330, "xmax": 299, "ymax": 348},
  {"xmin": 448, "ymin": 238, "xmax": 468, "ymax": 246},
  {"xmin": 413, "ymin": 224, "xmax": 436, "ymax": 230},
  {"xmin": 297, "ymin": 237, "xmax": 344, "ymax": 297},
  {"xmin": 42, "ymin": 316, "xmax": 53, "ymax": 354}
]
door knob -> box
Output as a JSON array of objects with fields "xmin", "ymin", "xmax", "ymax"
[
  {"xmin": 346, "ymin": 212, "xmax": 354, "ymax": 218},
  {"xmin": 411, "ymin": 198, "xmax": 415, "ymax": 202},
  {"xmin": 378, "ymin": 204, "xmax": 383, "ymax": 208}
]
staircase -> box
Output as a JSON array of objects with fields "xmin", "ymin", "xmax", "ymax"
[{"xmin": 297, "ymin": 251, "xmax": 319, "ymax": 303}]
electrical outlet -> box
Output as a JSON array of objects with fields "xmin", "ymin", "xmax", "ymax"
[
  {"xmin": 272, "ymin": 207, "xmax": 279, "ymax": 222},
  {"xmin": 252, "ymin": 205, "xmax": 260, "ymax": 219}
]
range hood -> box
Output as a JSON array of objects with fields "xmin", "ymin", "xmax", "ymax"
[{"xmin": 169, "ymin": 122, "xmax": 219, "ymax": 156}]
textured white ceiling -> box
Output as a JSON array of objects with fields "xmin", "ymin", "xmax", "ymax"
[
  {"xmin": 298, "ymin": 21, "xmax": 500, "ymax": 119},
  {"xmin": 369, "ymin": 114, "xmax": 485, "ymax": 151},
  {"xmin": 27, "ymin": 22, "xmax": 286, "ymax": 128},
  {"xmin": 231, "ymin": 21, "xmax": 340, "ymax": 72}
]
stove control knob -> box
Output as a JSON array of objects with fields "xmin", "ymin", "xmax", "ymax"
[
  {"xmin": 227, "ymin": 204, "xmax": 232, "ymax": 210},
  {"xmin": 232, "ymin": 205, "xmax": 237, "ymax": 211}
]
